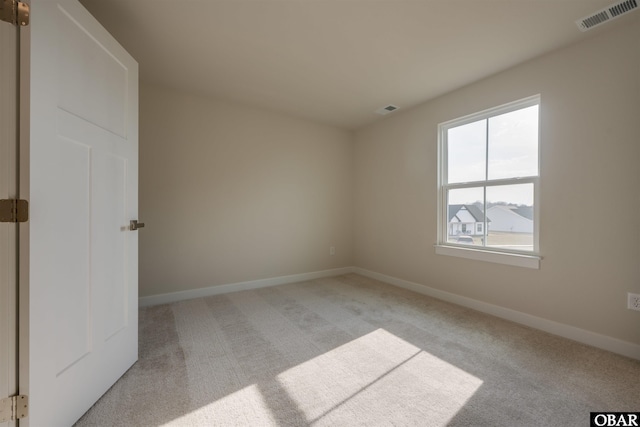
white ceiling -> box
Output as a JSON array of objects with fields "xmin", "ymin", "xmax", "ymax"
[{"xmin": 79, "ymin": 0, "xmax": 635, "ymax": 130}]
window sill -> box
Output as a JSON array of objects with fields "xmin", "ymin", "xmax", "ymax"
[{"xmin": 434, "ymin": 244, "xmax": 541, "ymax": 269}]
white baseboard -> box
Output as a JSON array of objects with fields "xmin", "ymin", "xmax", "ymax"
[
  {"xmin": 138, "ymin": 267, "xmax": 355, "ymax": 308},
  {"xmin": 353, "ymin": 267, "xmax": 640, "ymax": 361}
]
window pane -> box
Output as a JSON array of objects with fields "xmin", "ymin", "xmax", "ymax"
[
  {"xmin": 485, "ymin": 184, "xmax": 534, "ymax": 251},
  {"xmin": 487, "ymin": 105, "xmax": 538, "ymax": 180},
  {"xmin": 447, "ymin": 187, "xmax": 485, "ymax": 246},
  {"xmin": 447, "ymin": 119, "xmax": 486, "ymax": 184}
]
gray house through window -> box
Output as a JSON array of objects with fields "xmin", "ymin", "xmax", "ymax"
[{"xmin": 448, "ymin": 204, "xmax": 489, "ymax": 236}]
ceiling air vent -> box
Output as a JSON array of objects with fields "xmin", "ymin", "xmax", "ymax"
[
  {"xmin": 576, "ymin": 0, "xmax": 638, "ymax": 31},
  {"xmin": 375, "ymin": 105, "xmax": 399, "ymax": 115}
]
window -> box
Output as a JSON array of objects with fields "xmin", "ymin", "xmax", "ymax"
[{"xmin": 436, "ymin": 96, "xmax": 540, "ymax": 268}]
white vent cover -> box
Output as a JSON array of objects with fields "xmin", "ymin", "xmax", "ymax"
[
  {"xmin": 576, "ymin": 0, "xmax": 637, "ymax": 31},
  {"xmin": 375, "ymin": 105, "xmax": 399, "ymax": 115}
]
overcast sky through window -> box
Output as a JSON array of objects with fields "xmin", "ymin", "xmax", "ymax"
[{"xmin": 447, "ymin": 105, "xmax": 538, "ymax": 207}]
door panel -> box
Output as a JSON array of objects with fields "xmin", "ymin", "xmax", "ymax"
[
  {"xmin": 93, "ymin": 152, "xmax": 128, "ymax": 341},
  {"xmin": 28, "ymin": 1, "xmax": 138, "ymax": 425},
  {"xmin": 57, "ymin": 6, "xmax": 128, "ymax": 137},
  {"xmin": 52, "ymin": 136, "xmax": 91, "ymax": 375}
]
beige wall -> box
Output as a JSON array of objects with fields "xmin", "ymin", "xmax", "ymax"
[
  {"xmin": 354, "ymin": 18, "xmax": 640, "ymax": 345},
  {"xmin": 139, "ymin": 84, "xmax": 353, "ymax": 297}
]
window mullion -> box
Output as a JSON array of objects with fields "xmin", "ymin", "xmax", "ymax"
[
  {"xmin": 444, "ymin": 176, "xmax": 536, "ymax": 192},
  {"xmin": 485, "ymin": 118, "xmax": 489, "ymax": 181},
  {"xmin": 484, "ymin": 118, "xmax": 489, "ymax": 247}
]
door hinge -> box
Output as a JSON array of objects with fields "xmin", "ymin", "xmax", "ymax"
[
  {"xmin": 0, "ymin": 0, "xmax": 29, "ymax": 26},
  {"xmin": 0, "ymin": 395, "xmax": 28, "ymax": 422},
  {"xmin": 0, "ymin": 199, "xmax": 28, "ymax": 223}
]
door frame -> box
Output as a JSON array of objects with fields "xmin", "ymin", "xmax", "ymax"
[
  {"xmin": 18, "ymin": 1, "xmax": 30, "ymax": 425},
  {"xmin": 0, "ymin": 11, "xmax": 19, "ymax": 427},
  {"xmin": 0, "ymin": 1, "xmax": 29, "ymax": 425}
]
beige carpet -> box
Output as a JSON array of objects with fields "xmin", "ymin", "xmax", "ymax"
[{"xmin": 75, "ymin": 274, "xmax": 640, "ymax": 426}]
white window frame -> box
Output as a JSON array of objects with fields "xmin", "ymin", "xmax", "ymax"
[{"xmin": 435, "ymin": 95, "xmax": 541, "ymax": 269}]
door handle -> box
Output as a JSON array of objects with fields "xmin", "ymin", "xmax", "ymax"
[{"xmin": 130, "ymin": 220, "xmax": 145, "ymax": 231}]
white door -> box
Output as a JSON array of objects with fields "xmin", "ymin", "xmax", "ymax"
[
  {"xmin": 1, "ymin": 14, "xmax": 18, "ymax": 427},
  {"xmin": 26, "ymin": 0, "xmax": 139, "ymax": 425}
]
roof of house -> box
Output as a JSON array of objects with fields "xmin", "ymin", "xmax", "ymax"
[
  {"xmin": 513, "ymin": 206, "xmax": 534, "ymax": 220},
  {"xmin": 448, "ymin": 204, "xmax": 488, "ymax": 222},
  {"xmin": 487, "ymin": 205, "xmax": 534, "ymax": 221}
]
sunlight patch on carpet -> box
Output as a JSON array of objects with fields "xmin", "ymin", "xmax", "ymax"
[
  {"xmin": 165, "ymin": 384, "xmax": 278, "ymax": 426},
  {"xmin": 274, "ymin": 328, "xmax": 483, "ymax": 425}
]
